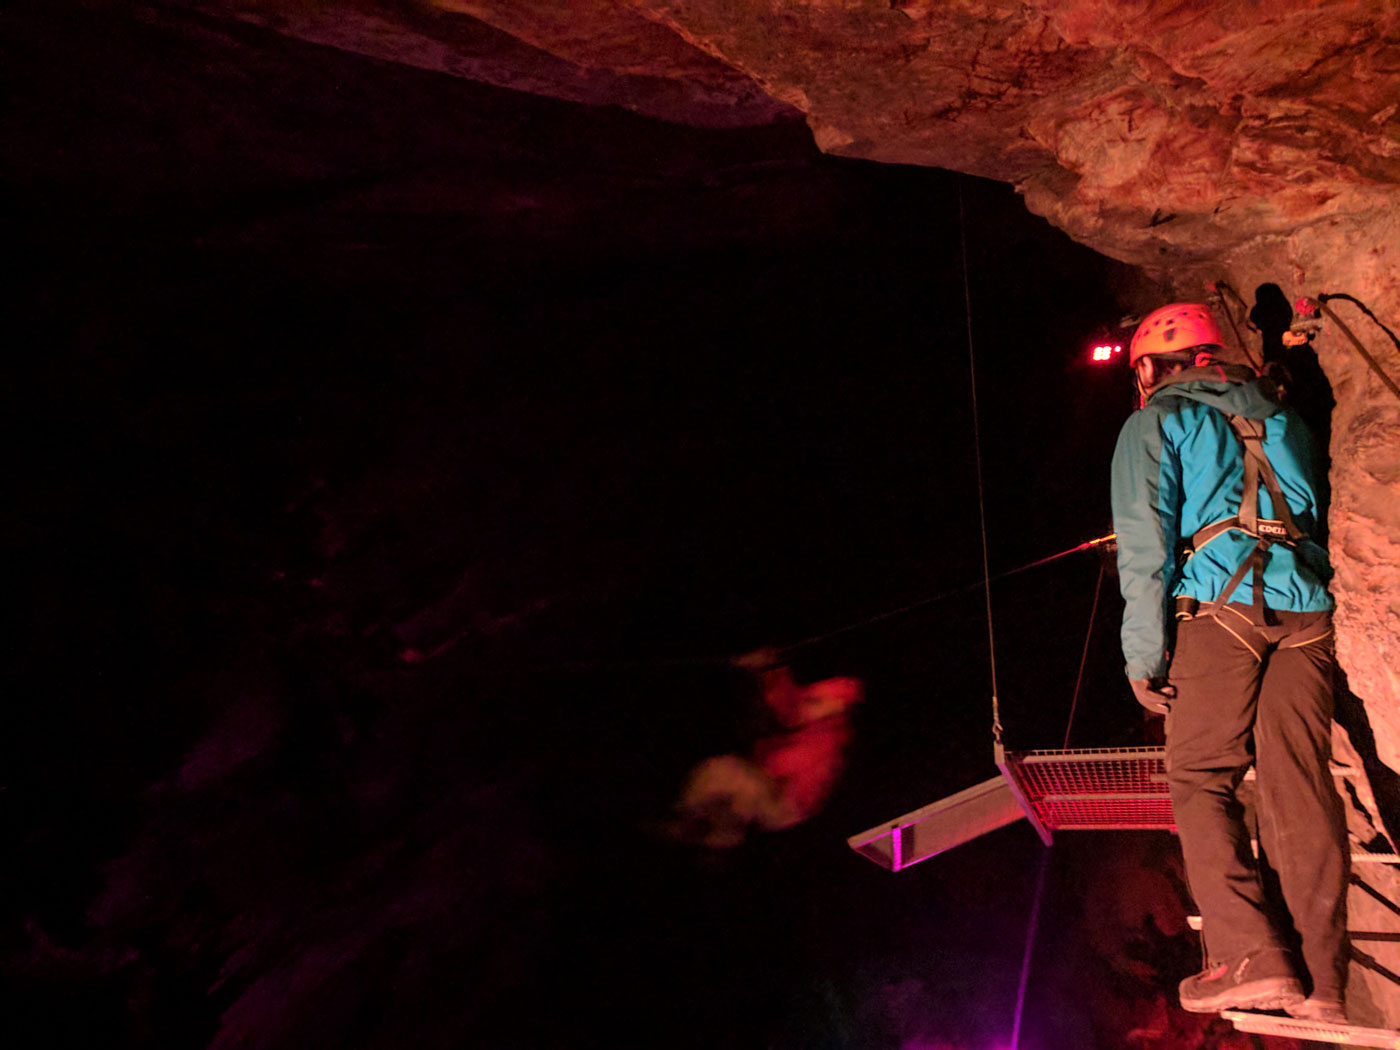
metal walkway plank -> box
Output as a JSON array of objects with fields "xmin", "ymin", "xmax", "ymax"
[
  {"xmin": 846, "ymin": 774, "xmax": 1028, "ymax": 872},
  {"xmin": 1222, "ymin": 1010, "xmax": 1400, "ymax": 1048}
]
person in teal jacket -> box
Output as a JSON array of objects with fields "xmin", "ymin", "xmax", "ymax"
[{"xmin": 1110, "ymin": 303, "xmax": 1347, "ymax": 1024}]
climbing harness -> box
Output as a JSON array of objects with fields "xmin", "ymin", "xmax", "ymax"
[{"xmin": 1175, "ymin": 410, "xmax": 1309, "ymax": 626}]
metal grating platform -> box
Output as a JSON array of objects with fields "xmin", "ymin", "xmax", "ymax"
[
  {"xmin": 998, "ymin": 745, "xmax": 1174, "ymax": 832},
  {"xmin": 1222, "ymin": 1010, "xmax": 1400, "ymax": 1048},
  {"xmin": 848, "ymin": 746, "xmax": 1177, "ymax": 871}
]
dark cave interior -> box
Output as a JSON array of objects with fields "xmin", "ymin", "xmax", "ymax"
[{"xmin": 2, "ymin": 4, "xmax": 1226, "ymax": 1049}]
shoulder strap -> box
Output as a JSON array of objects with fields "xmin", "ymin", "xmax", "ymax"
[
  {"xmin": 1189, "ymin": 413, "xmax": 1312, "ymax": 625},
  {"xmin": 1225, "ymin": 416, "xmax": 1307, "ymax": 543}
]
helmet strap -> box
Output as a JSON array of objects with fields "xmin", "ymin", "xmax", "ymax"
[{"xmin": 1134, "ymin": 359, "xmax": 1154, "ymax": 408}]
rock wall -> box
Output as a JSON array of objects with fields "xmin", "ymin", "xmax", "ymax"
[{"xmin": 1212, "ymin": 217, "xmax": 1400, "ymax": 764}]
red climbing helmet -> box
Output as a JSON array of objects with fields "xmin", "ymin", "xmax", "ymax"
[{"xmin": 1129, "ymin": 303, "xmax": 1226, "ymax": 365}]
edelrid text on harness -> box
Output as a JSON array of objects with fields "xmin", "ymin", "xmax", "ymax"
[{"xmin": 1176, "ymin": 414, "xmax": 1309, "ymax": 625}]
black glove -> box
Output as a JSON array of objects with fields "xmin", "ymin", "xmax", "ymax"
[{"xmin": 1131, "ymin": 678, "xmax": 1176, "ymax": 716}]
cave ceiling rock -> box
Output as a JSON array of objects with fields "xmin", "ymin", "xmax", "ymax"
[
  {"xmin": 469, "ymin": 0, "xmax": 1400, "ymax": 264},
  {"xmin": 163, "ymin": 0, "xmax": 1400, "ymax": 761},
  {"xmin": 180, "ymin": 2, "xmax": 1400, "ymax": 267},
  {"xmin": 165, "ymin": 0, "xmax": 799, "ymax": 127}
]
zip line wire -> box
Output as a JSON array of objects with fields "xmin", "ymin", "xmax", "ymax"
[
  {"xmin": 1062, "ymin": 559, "xmax": 1107, "ymax": 750},
  {"xmin": 1315, "ymin": 294, "xmax": 1400, "ymax": 403},
  {"xmin": 957, "ymin": 177, "xmax": 1052, "ymax": 1050},
  {"xmin": 439, "ymin": 531, "xmax": 1115, "ymax": 676},
  {"xmin": 1211, "ymin": 281, "xmax": 1264, "ymax": 371},
  {"xmin": 434, "ymin": 177, "xmax": 1124, "ymax": 678},
  {"xmin": 775, "ymin": 536, "xmax": 1115, "ymax": 657},
  {"xmin": 958, "ymin": 179, "xmax": 1005, "ymax": 746}
]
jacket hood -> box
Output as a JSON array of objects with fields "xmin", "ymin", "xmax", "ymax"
[{"xmin": 1148, "ymin": 364, "xmax": 1281, "ymax": 420}]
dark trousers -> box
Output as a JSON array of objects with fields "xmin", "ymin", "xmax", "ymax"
[{"xmin": 1166, "ymin": 605, "xmax": 1348, "ymax": 1000}]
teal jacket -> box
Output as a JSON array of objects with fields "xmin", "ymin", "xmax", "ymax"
[{"xmin": 1110, "ymin": 367, "xmax": 1333, "ymax": 680}]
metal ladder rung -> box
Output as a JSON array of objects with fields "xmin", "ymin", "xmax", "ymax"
[
  {"xmin": 1233, "ymin": 844, "xmax": 1398, "ymax": 865},
  {"xmin": 1189, "ymin": 845, "xmax": 1400, "ymax": 932},
  {"xmin": 1222, "ymin": 1010, "xmax": 1400, "ymax": 1048},
  {"xmin": 1187, "ymin": 917, "xmax": 1400, "ymax": 942},
  {"xmin": 1241, "ymin": 764, "xmax": 1351, "ymax": 781}
]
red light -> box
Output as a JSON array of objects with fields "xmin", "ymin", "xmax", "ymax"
[{"xmin": 1091, "ymin": 344, "xmax": 1122, "ymax": 362}]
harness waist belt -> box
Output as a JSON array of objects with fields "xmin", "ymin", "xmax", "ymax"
[
  {"xmin": 1175, "ymin": 594, "xmax": 1284, "ymax": 620},
  {"xmin": 1187, "ymin": 516, "xmax": 1294, "ymax": 555}
]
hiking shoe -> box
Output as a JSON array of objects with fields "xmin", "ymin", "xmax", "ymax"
[
  {"xmin": 1178, "ymin": 948, "xmax": 1304, "ymax": 1013},
  {"xmin": 1286, "ymin": 997, "xmax": 1347, "ymax": 1025}
]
